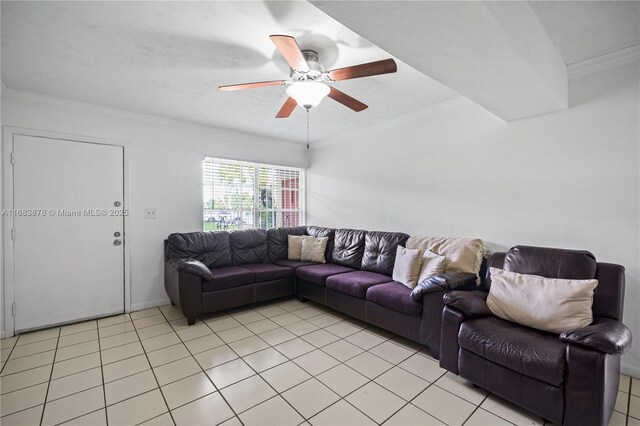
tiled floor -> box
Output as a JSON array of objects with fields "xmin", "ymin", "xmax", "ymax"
[{"xmin": 0, "ymin": 297, "xmax": 636, "ymax": 426}]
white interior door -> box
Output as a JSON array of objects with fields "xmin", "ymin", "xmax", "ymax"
[{"xmin": 12, "ymin": 135, "xmax": 125, "ymax": 332}]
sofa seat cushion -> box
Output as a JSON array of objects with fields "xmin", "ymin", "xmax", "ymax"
[
  {"xmin": 459, "ymin": 316, "xmax": 566, "ymax": 386},
  {"xmin": 295, "ymin": 264, "xmax": 354, "ymax": 286},
  {"xmin": 202, "ymin": 266, "xmax": 254, "ymax": 292},
  {"xmin": 274, "ymin": 259, "xmax": 319, "ymax": 270},
  {"xmin": 326, "ymin": 271, "xmax": 392, "ymax": 299},
  {"xmin": 238, "ymin": 263, "xmax": 294, "ymax": 282},
  {"xmin": 366, "ymin": 281, "xmax": 423, "ymax": 316}
]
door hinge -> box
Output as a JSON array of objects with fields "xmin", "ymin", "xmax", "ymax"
[
  {"xmin": 11, "ymin": 303, "xmax": 15, "ymax": 317},
  {"xmin": 9, "ymin": 152, "xmax": 15, "ymax": 164},
  {"xmin": 10, "ymin": 228, "xmax": 15, "ymax": 240}
]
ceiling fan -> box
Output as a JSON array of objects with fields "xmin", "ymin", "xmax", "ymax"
[{"xmin": 219, "ymin": 35, "xmax": 398, "ymax": 118}]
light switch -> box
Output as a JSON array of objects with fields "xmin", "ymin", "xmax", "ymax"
[{"xmin": 144, "ymin": 208, "xmax": 158, "ymax": 219}]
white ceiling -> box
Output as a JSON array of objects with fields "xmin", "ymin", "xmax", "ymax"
[
  {"xmin": 0, "ymin": 1, "xmax": 457, "ymax": 143},
  {"xmin": 2, "ymin": 1, "xmax": 638, "ymax": 142}
]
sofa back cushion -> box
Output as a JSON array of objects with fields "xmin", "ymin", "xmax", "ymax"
[
  {"xmin": 165, "ymin": 231, "xmax": 231, "ymax": 268},
  {"xmin": 362, "ymin": 231, "xmax": 409, "ymax": 276},
  {"xmin": 267, "ymin": 226, "xmax": 307, "ymax": 262},
  {"xmin": 406, "ymin": 236, "xmax": 487, "ymax": 280},
  {"xmin": 503, "ymin": 245, "xmax": 597, "ymax": 280},
  {"xmin": 230, "ymin": 229, "xmax": 268, "ymax": 265},
  {"xmin": 307, "ymin": 226, "xmax": 336, "ymax": 262},
  {"xmin": 332, "ymin": 229, "xmax": 367, "ymax": 269}
]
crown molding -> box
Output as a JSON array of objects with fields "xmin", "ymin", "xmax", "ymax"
[
  {"xmin": 568, "ymin": 43, "xmax": 640, "ymax": 79},
  {"xmin": 1, "ymin": 89, "xmax": 305, "ymax": 150}
]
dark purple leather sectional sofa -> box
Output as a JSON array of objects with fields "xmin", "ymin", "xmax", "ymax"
[{"xmin": 164, "ymin": 226, "xmax": 480, "ymax": 358}]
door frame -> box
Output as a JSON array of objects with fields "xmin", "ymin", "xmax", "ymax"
[{"xmin": 2, "ymin": 126, "xmax": 131, "ymax": 337}]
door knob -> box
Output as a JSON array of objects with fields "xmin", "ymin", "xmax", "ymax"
[{"xmin": 114, "ymin": 239, "xmax": 122, "ymax": 246}]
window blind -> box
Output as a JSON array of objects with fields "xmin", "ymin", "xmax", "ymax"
[{"xmin": 203, "ymin": 157, "xmax": 305, "ymax": 231}]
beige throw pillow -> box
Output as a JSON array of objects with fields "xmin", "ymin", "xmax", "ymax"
[
  {"xmin": 486, "ymin": 267, "xmax": 598, "ymax": 334},
  {"xmin": 417, "ymin": 250, "xmax": 446, "ymax": 285},
  {"xmin": 288, "ymin": 235, "xmax": 309, "ymax": 260},
  {"xmin": 301, "ymin": 237, "xmax": 328, "ymax": 263},
  {"xmin": 392, "ymin": 246, "xmax": 422, "ymax": 289}
]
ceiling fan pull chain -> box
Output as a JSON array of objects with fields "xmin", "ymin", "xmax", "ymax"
[{"xmin": 306, "ymin": 108, "xmax": 310, "ymax": 150}]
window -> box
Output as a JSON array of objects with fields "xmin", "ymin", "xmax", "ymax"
[{"xmin": 203, "ymin": 157, "xmax": 305, "ymax": 231}]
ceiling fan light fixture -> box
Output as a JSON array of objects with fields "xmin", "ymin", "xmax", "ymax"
[{"xmin": 286, "ymin": 81, "xmax": 330, "ymax": 109}]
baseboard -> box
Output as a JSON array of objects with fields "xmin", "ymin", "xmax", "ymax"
[
  {"xmin": 130, "ymin": 298, "xmax": 171, "ymax": 313},
  {"xmin": 622, "ymin": 362, "xmax": 640, "ymax": 379},
  {"xmin": 0, "ymin": 330, "xmax": 5, "ymax": 339}
]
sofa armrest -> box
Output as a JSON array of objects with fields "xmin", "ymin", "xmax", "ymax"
[
  {"xmin": 560, "ymin": 319, "xmax": 632, "ymax": 355},
  {"xmin": 167, "ymin": 258, "xmax": 213, "ymax": 282},
  {"xmin": 410, "ymin": 272, "xmax": 477, "ymax": 301},
  {"xmin": 442, "ymin": 291, "xmax": 492, "ymax": 318}
]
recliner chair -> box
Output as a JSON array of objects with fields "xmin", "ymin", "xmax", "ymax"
[{"xmin": 439, "ymin": 245, "xmax": 632, "ymax": 426}]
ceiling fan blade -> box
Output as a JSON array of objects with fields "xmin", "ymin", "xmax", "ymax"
[
  {"xmin": 328, "ymin": 87, "xmax": 368, "ymax": 112},
  {"xmin": 328, "ymin": 58, "xmax": 397, "ymax": 82},
  {"xmin": 269, "ymin": 35, "xmax": 310, "ymax": 72},
  {"xmin": 276, "ymin": 97, "xmax": 298, "ymax": 118},
  {"xmin": 219, "ymin": 80, "xmax": 287, "ymax": 92}
]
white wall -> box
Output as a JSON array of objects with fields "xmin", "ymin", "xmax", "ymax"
[
  {"xmin": 0, "ymin": 90, "xmax": 307, "ymax": 336},
  {"xmin": 307, "ymin": 62, "xmax": 640, "ymax": 376}
]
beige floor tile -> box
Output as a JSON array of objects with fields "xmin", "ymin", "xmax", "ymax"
[
  {"xmin": 324, "ymin": 321, "xmax": 362, "ymax": 338},
  {"xmin": 42, "ymin": 386, "xmax": 105, "ymax": 426},
  {"xmin": 99, "ymin": 330, "xmax": 138, "ymax": 350},
  {"xmin": 231, "ymin": 310, "xmax": 266, "ymax": 325},
  {"xmin": 171, "ymin": 392, "xmax": 234, "ymax": 425},
  {"xmin": 630, "ymin": 394, "xmax": 640, "ymax": 419},
  {"xmin": 610, "ymin": 410, "xmax": 628, "ymax": 426},
  {"xmin": 161, "ymin": 309, "xmax": 184, "ymax": 322},
  {"xmin": 633, "ymin": 378, "xmax": 640, "ymax": 396},
  {"xmin": 60, "ymin": 408, "xmax": 107, "ymax": 425},
  {"xmin": 130, "ymin": 307, "xmax": 161, "ymax": 320},
  {"xmin": 1, "ymin": 350, "xmax": 55, "ymax": 375},
  {"xmin": 317, "ymin": 364, "xmax": 369, "ymax": 397},
  {"xmin": 52, "ymin": 352, "xmax": 100, "ymax": 379},
  {"xmin": 154, "ymin": 356, "xmax": 201, "ymax": 386},
  {"xmin": 274, "ymin": 337, "xmax": 316, "ymax": 359},
  {"xmin": 0, "ymin": 404, "xmax": 43, "ymax": 426},
  {"xmin": 480, "ymin": 394, "xmax": 544, "ymax": 426},
  {"xmin": 369, "ymin": 340, "xmax": 414, "ymax": 364},
  {"xmin": 240, "ymin": 395, "xmax": 304, "ymax": 426},
  {"xmin": 294, "ymin": 350, "xmax": 340, "ymax": 376},
  {"xmin": 0, "ymin": 382, "xmax": 48, "ymax": 416},
  {"xmin": 47, "ymin": 367, "xmax": 102, "ymax": 401},
  {"xmin": 389, "ymin": 336, "xmax": 425, "ymax": 353},
  {"xmin": 346, "ymin": 381, "xmax": 405, "ymax": 423},
  {"xmin": 321, "ymin": 339, "xmax": 364, "ymax": 362},
  {"xmin": 175, "ymin": 324, "xmax": 213, "ymax": 342},
  {"xmin": 254, "ymin": 305, "xmax": 288, "ymax": 318},
  {"xmin": 147, "ymin": 343, "xmax": 191, "ymax": 367},
  {"xmin": 137, "ymin": 323, "xmax": 174, "ymax": 340},
  {"xmin": 614, "ymin": 390, "xmax": 629, "ymax": 414},
  {"xmin": 107, "ymin": 389, "xmax": 167, "ymax": 425},
  {"xmin": 345, "ymin": 330, "xmax": 387, "ymax": 350},
  {"xmin": 307, "ymin": 314, "xmax": 342, "ymax": 328},
  {"xmin": 205, "ymin": 316, "xmax": 241, "ymax": 333},
  {"xmin": 1, "ymin": 347, "xmax": 12, "ymax": 362},
  {"xmin": 134, "ymin": 314, "xmax": 167, "ymax": 330},
  {"xmin": 194, "ymin": 345, "xmax": 238, "ymax": 370},
  {"xmin": 206, "ymin": 358, "xmax": 255, "ymax": 389},
  {"xmin": 413, "ymin": 386, "xmax": 476, "ymax": 425},
  {"xmin": 101, "ymin": 340, "xmax": 144, "ymax": 365},
  {"xmin": 375, "ymin": 366, "xmax": 430, "ymax": 401},
  {"xmin": 161, "ymin": 371, "xmax": 216, "ymax": 410},
  {"xmin": 620, "ymin": 375, "xmax": 631, "ymax": 392},
  {"xmin": 434, "ymin": 372, "xmax": 489, "ymax": 405},
  {"xmin": 278, "ymin": 299, "xmax": 308, "ymax": 312},
  {"xmin": 169, "ymin": 317, "xmax": 202, "ymax": 331},
  {"xmin": 398, "ymin": 353, "xmax": 447, "ymax": 382},
  {"xmin": 258, "ymin": 328, "xmax": 297, "ymax": 346},
  {"xmin": 16, "ymin": 328, "xmax": 59, "ymax": 346},
  {"xmin": 103, "ymin": 354, "xmax": 150, "ymax": 383},
  {"xmin": 301, "ymin": 329, "xmax": 340, "ymax": 348},
  {"xmin": 465, "ymin": 408, "xmax": 513, "ymax": 425},
  {"xmin": 243, "ymin": 347, "xmax": 288, "ymax": 372},
  {"xmin": 1, "ymin": 336, "xmax": 19, "ymax": 350},
  {"xmin": 271, "ymin": 313, "xmax": 303, "ymax": 327},
  {"xmin": 96, "ymin": 321, "xmax": 136, "ymax": 338},
  {"xmin": 0, "ymin": 364, "xmax": 52, "ymax": 394},
  {"xmin": 58, "ymin": 329, "xmax": 98, "ymax": 348},
  {"xmin": 217, "ymin": 326, "xmax": 254, "ymax": 344},
  {"xmin": 9, "ymin": 338, "xmax": 58, "ymax": 359},
  {"xmin": 139, "ymin": 412, "xmax": 174, "ymax": 425},
  {"xmin": 142, "ymin": 332, "xmax": 182, "ymax": 352},
  {"xmin": 229, "ymin": 335, "xmax": 269, "ymax": 357},
  {"xmin": 219, "ymin": 416, "xmax": 242, "ymax": 426},
  {"xmin": 260, "ymin": 361, "xmax": 311, "ymax": 393},
  {"xmin": 183, "ymin": 334, "xmax": 224, "ymax": 354},
  {"xmin": 285, "ymin": 320, "xmax": 320, "ymax": 336},
  {"xmin": 310, "ymin": 399, "xmax": 376, "ymax": 425},
  {"xmin": 291, "ymin": 306, "xmax": 324, "ymax": 320},
  {"xmin": 60, "ymin": 320, "xmax": 97, "ymax": 336},
  {"xmin": 55, "ymin": 340, "xmax": 99, "ymax": 362},
  {"xmin": 282, "ymin": 378, "xmax": 340, "ymax": 418},
  {"xmin": 245, "ymin": 319, "xmax": 280, "ymax": 334},
  {"xmin": 345, "ymin": 352, "xmax": 393, "ymax": 379},
  {"xmin": 105, "ymin": 369, "xmax": 158, "ymax": 405},
  {"xmin": 97, "ymin": 314, "xmax": 131, "ymax": 328},
  {"xmin": 220, "ymin": 375, "xmax": 277, "ymax": 414},
  {"xmin": 383, "ymin": 404, "xmax": 444, "ymax": 426}
]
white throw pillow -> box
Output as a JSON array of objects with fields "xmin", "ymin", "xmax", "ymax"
[
  {"xmin": 392, "ymin": 246, "xmax": 423, "ymax": 289},
  {"xmin": 301, "ymin": 237, "xmax": 328, "ymax": 263},
  {"xmin": 486, "ymin": 267, "xmax": 598, "ymax": 334},
  {"xmin": 288, "ymin": 235, "xmax": 309, "ymax": 260},
  {"xmin": 417, "ymin": 250, "xmax": 446, "ymax": 285}
]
